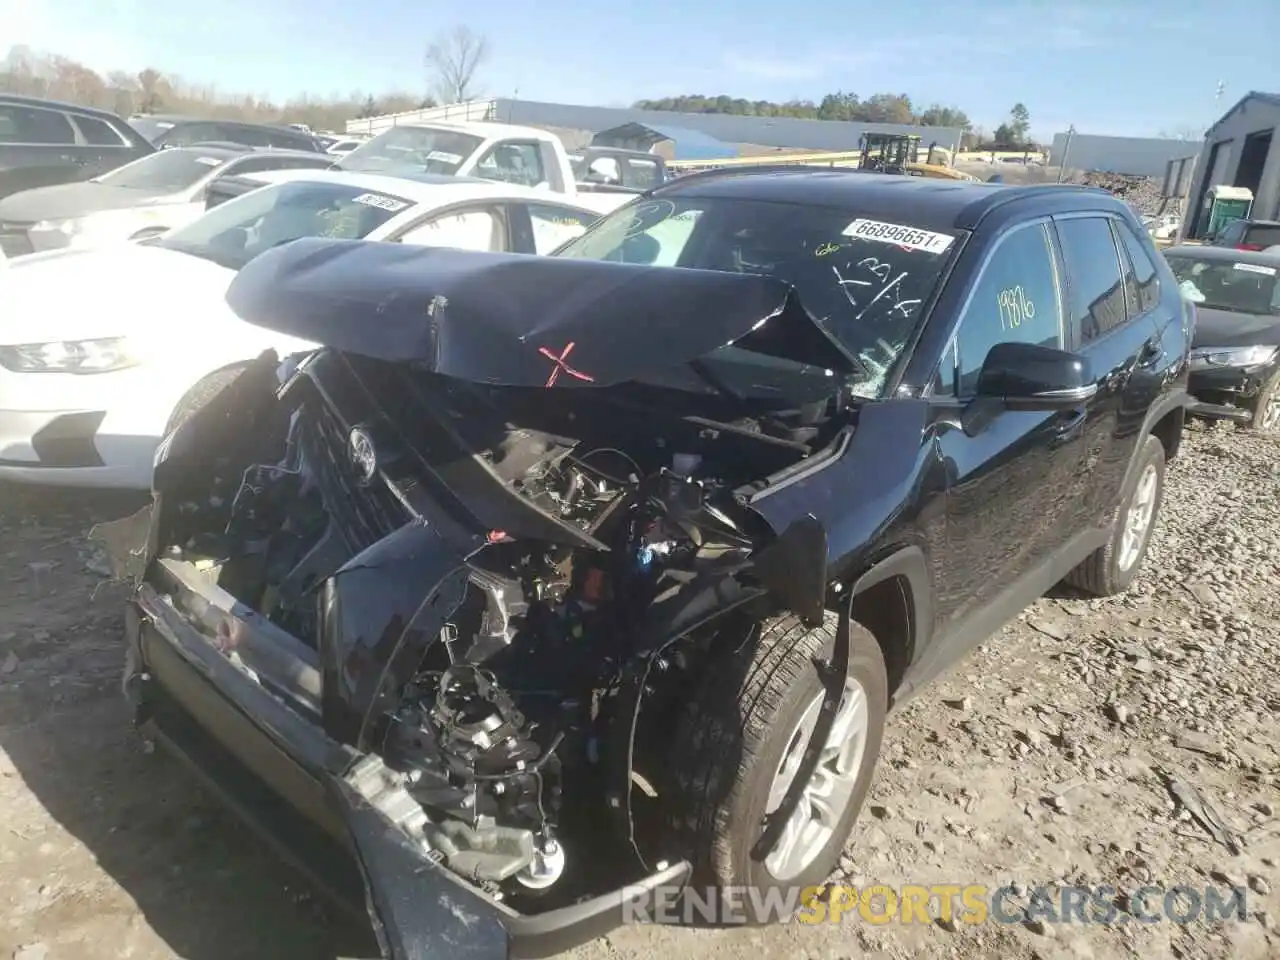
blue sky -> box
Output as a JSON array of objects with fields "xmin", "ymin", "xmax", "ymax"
[{"xmin": 7, "ymin": 0, "xmax": 1279, "ymax": 138}]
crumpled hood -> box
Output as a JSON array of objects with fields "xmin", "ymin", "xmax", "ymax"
[
  {"xmin": 0, "ymin": 243, "xmax": 236, "ymax": 344},
  {"xmin": 225, "ymin": 238, "xmax": 861, "ymax": 388},
  {"xmin": 0, "ymin": 181, "xmax": 171, "ymax": 222},
  {"xmin": 1191, "ymin": 306, "xmax": 1280, "ymax": 349}
]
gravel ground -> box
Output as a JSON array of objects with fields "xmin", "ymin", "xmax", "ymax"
[{"xmin": 0, "ymin": 421, "xmax": 1277, "ymax": 960}]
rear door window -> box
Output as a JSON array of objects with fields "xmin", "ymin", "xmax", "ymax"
[
  {"xmin": 1055, "ymin": 216, "xmax": 1128, "ymax": 345},
  {"xmin": 0, "ymin": 104, "xmax": 76, "ymax": 145},
  {"xmin": 396, "ymin": 205, "xmax": 506, "ymax": 251}
]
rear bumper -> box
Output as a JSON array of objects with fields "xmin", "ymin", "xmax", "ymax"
[{"xmin": 126, "ymin": 567, "xmax": 689, "ymax": 959}]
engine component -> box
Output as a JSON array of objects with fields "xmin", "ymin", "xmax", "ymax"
[
  {"xmin": 422, "ymin": 819, "xmax": 537, "ymax": 884},
  {"xmin": 514, "ymin": 837, "xmax": 566, "ymax": 891}
]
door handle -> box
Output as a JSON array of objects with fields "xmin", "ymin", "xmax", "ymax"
[{"xmin": 1138, "ymin": 337, "xmax": 1162, "ymax": 368}]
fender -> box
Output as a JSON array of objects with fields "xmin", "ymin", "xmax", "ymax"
[
  {"xmin": 1116, "ymin": 385, "xmax": 1190, "ymax": 499},
  {"xmin": 848, "ymin": 544, "xmax": 934, "ymax": 704},
  {"xmin": 151, "ymin": 350, "xmax": 282, "ymax": 493}
]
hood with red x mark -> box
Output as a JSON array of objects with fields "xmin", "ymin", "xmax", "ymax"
[{"xmin": 225, "ymin": 238, "xmax": 860, "ymax": 389}]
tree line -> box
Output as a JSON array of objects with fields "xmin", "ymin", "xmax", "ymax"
[
  {"xmin": 0, "ymin": 28, "xmax": 491, "ymax": 134},
  {"xmin": 633, "ymin": 94, "xmax": 1038, "ymax": 149},
  {"xmin": 2, "ymin": 40, "xmax": 1038, "ymax": 149}
]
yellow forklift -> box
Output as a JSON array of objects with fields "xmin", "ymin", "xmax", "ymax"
[{"xmin": 857, "ymin": 133, "xmax": 976, "ymax": 181}]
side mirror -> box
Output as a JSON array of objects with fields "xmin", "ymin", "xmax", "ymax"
[
  {"xmin": 975, "ymin": 341, "xmax": 1097, "ymax": 411},
  {"xmin": 129, "ymin": 226, "xmax": 170, "ymax": 242}
]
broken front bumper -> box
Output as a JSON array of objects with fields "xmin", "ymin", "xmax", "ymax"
[
  {"xmin": 124, "ymin": 559, "xmax": 689, "ymax": 960},
  {"xmin": 1186, "ymin": 365, "xmax": 1272, "ymax": 422}
]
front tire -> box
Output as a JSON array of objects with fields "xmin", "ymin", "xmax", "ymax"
[
  {"xmin": 664, "ymin": 611, "xmax": 888, "ymax": 905},
  {"xmin": 1245, "ymin": 370, "xmax": 1280, "ymax": 433},
  {"xmin": 1065, "ymin": 433, "xmax": 1166, "ymax": 596}
]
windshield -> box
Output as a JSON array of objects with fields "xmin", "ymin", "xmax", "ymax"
[
  {"xmin": 96, "ymin": 149, "xmax": 225, "ymax": 192},
  {"xmin": 554, "ymin": 196, "xmax": 961, "ymax": 397},
  {"xmin": 1166, "ymin": 255, "xmax": 1280, "ymax": 316},
  {"xmin": 157, "ymin": 180, "xmax": 414, "ymax": 271},
  {"xmin": 337, "ymin": 126, "xmax": 483, "ymax": 175}
]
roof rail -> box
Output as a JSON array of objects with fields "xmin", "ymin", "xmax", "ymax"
[
  {"xmin": 184, "ymin": 140, "xmax": 254, "ymax": 151},
  {"xmin": 666, "ymin": 163, "xmax": 862, "ymax": 185}
]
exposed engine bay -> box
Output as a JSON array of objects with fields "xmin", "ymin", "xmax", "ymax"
[{"xmin": 150, "ymin": 341, "xmax": 849, "ymax": 905}]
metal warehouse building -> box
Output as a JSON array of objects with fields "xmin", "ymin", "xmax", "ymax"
[
  {"xmin": 346, "ymin": 97, "xmax": 966, "ymax": 162},
  {"xmin": 1183, "ymin": 91, "xmax": 1280, "ymax": 239},
  {"xmin": 1047, "ymin": 133, "xmax": 1191, "ymax": 177}
]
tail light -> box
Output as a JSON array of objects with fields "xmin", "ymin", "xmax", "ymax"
[{"xmin": 1237, "ymin": 243, "xmax": 1265, "ymax": 251}]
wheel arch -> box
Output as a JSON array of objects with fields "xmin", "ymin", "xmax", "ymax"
[
  {"xmin": 843, "ymin": 545, "xmax": 933, "ymax": 699},
  {"xmin": 1119, "ymin": 388, "xmax": 1190, "ymax": 497}
]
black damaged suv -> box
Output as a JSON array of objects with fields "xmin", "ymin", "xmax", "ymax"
[{"xmin": 103, "ymin": 171, "xmax": 1192, "ymax": 958}]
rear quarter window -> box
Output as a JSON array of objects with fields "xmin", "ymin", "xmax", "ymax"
[
  {"xmin": 1115, "ymin": 220, "xmax": 1161, "ymax": 314},
  {"xmin": 71, "ymin": 114, "xmax": 128, "ymax": 147}
]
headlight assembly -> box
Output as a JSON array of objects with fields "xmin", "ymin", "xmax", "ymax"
[
  {"xmin": 30, "ymin": 218, "xmax": 84, "ymax": 237},
  {"xmin": 1188, "ymin": 345, "xmax": 1279, "ymax": 369},
  {"xmin": 0, "ymin": 337, "xmax": 138, "ymax": 374}
]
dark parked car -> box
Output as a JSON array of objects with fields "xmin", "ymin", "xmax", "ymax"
[
  {"xmin": 1208, "ymin": 217, "xmax": 1280, "ymax": 251},
  {"xmin": 0, "ymin": 94, "xmax": 154, "ymax": 201},
  {"xmin": 1164, "ymin": 244, "xmax": 1280, "ymax": 431},
  {"xmin": 100, "ymin": 172, "xmax": 1191, "ymax": 957},
  {"xmin": 127, "ymin": 113, "xmax": 324, "ymax": 153}
]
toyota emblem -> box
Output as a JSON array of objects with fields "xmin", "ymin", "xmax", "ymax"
[{"xmin": 347, "ymin": 427, "xmax": 377, "ymax": 484}]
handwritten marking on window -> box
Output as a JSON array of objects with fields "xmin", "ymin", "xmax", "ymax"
[
  {"xmin": 832, "ymin": 256, "xmax": 921, "ymax": 321},
  {"xmin": 815, "ymin": 241, "xmax": 844, "ymax": 257},
  {"xmin": 998, "ymin": 285, "xmax": 1036, "ymax": 330}
]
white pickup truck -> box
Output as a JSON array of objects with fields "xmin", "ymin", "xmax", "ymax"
[{"xmin": 336, "ymin": 120, "xmax": 636, "ymax": 215}]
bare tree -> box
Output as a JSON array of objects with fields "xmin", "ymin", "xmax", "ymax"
[
  {"xmin": 136, "ymin": 67, "xmax": 164, "ymax": 112},
  {"xmin": 425, "ymin": 25, "xmax": 489, "ymax": 104}
]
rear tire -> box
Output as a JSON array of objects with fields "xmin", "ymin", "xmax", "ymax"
[
  {"xmin": 664, "ymin": 611, "xmax": 888, "ymax": 910},
  {"xmin": 1065, "ymin": 434, "xmax": 1165, "ymax": 597}
]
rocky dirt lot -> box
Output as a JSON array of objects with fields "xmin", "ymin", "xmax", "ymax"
[{"xmin": 1, "ymin": 422, "xmax": 1276, "ymax": 960}]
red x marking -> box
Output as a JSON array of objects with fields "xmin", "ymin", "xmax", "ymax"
[{"xmin": 538, "ymin": 340, "xmax": 595, "ymax": 388}]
